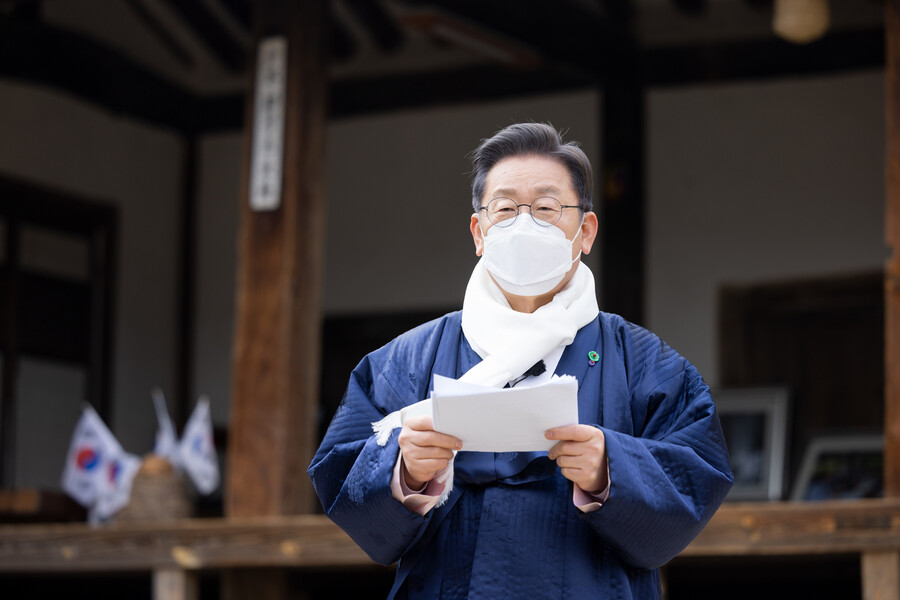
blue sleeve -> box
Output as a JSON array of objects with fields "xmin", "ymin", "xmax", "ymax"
[
  {"xmin": 581, "ymin": 323, "xmax": 734, "ymax": 569},
  {"xmin": 307, "ymin": 351, "xmax": 432, "ymax": 565}
]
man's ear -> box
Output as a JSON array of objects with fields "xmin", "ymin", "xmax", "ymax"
[
  {"xmin": 580, "ymin": 211, "xmax": 599, "ymax": 255},
  {"xmin": 470, "ymin": 213, "xmax": 485, "ymax": 256}
]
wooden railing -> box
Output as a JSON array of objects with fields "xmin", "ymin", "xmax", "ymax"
[{"xmin": 1, "ymin": 498, "xmax": 898, "ymax": 599}]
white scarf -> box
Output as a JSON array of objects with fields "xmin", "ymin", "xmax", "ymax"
[
  {"xmin": 459, "ymin": 259, "xmax": 599, "ymax": 386},
  {"xmin": 372, "ymin": 259, "xmax": 599, "ymax": 504}
]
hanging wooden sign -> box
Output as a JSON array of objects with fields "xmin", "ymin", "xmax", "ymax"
[{"xmin": 249, "ymin": 36, "xmax": 288, "ymax": 211}]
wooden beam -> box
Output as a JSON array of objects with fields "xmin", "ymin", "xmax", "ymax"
[
  {"xmin": 671, "ymin": 0, "xmax": 707, "ymax": 16},
  {"xmin": 646, "ymin": 28, "xmax": 884, "ymax": 87},
  {"xmin": 401, "ymin": 0, "xmax": 625, "ymax": 79},
  {"xmin": 680, "ymin": 499, "xmax": 900, "ymax": 557},
  {"xmin": 158, "ymin": 0, "xmax": 247, "ymax": 72},
  {"xmin": 0, "ymin": 16, "xmax": 199, "ymax": 132},
  {"xmin": 328, "ymin": 3, "xmax": 358, "ymax": 63},
  {"xmin": 217, "ymin": 0, "xmax": 251, "ymax": 31},
  {"xmin": 226, "ymin": 0, "xmax": 328, "ymax": 517},
  {"xmin": 0, "ymin": 515, "xmax": 373, "ymax": 572},
  {"xmin": 124, "ymin": 0, "xmax": 194, "ymax": 68},
  {"xmin": 0, "ymin": 16, "xmax": 884, "ymax": 134},
  {"xmin": 169, "ymin": 66, "xmax": 595, "ymax": 133},
  {"xmin": 329, "ymin": 65, "xmax": 593, "ymax": 118},
  {"xmin": 1, "ymin": 500, "xmax": 900, "ymax": 572},
  {"xmin": 342, "ymin": 0, "xmax": 405, "ymax": 53},
  {"xmin": 886, "ymin": 0, "xmax": 900, "ymax": 498}
]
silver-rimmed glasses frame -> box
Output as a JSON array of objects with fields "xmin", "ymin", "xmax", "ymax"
[{"xmin": 479, "ymin": 196, "xmax": 582, "ymax": 227}]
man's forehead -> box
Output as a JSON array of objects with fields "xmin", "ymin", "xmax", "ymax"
[
  {"xmin": 489, "ymin": 184, "xmax": 564, "ymax": 197},
  {"xmin": 484, "ymin": 156, "xmax": 575, "ymax": 198}
]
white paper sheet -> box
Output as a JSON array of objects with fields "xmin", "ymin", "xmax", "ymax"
[{"xmin": 431, "ymin": 374, "xmax": 579, "ymax": 452}]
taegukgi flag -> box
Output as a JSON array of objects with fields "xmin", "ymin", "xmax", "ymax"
[
  {"xmin": 152, "ymin": 387, "xmax": 180, "ymax": 468},
  {"xmin": 60, "ymin": 405, "xmax": 141, "ymax": 522},
  {"xmin": 178, "ymin": 396, "xmax": 219, "ymax": 495},
  {"xmin": 90, "ymin": 450, "xmax": 141, "ymax": 522},
  {"xmin": 60, "ymin": 405, "xmax": 122, "ymax": 507}
]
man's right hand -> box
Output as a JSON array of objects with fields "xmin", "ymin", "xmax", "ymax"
[{"xmin": 397, "ymin": 415, "xmax": 462, "ymax": 489}]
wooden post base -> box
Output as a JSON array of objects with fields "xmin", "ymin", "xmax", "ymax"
[
  {"xmin": 862, "ymin": 550, "xmax": 900, "ymax": 600},
  {"xmin": 153, "ymin": 568, "xmax": 198, "ymax": 600}
]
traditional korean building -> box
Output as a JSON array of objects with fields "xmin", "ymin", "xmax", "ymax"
[{"xmin": 0, "ymin": 1, "xmax": 895, "ymax": 599}]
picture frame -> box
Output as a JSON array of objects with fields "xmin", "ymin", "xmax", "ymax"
[
  {"xmin": 789, "ymin": 434, "xmax": 884, "ymax": 502},
  {"xmin": 713, "ymin": 387, "xmax": 790, "ymax": 501}
]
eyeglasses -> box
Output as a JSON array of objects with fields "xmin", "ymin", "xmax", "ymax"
[{"xmin": 479, "ymin": 196, "xmax": 582, "ymax": 228}]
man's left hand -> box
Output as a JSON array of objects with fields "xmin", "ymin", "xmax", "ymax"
[{"xmin": 546, "ymin": 424, "xmax": 609, "ymax": 494}]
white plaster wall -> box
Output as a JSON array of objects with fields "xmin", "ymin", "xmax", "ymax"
[
  {"xmin": 193, "ymin": 90, "xmax": 601, "ymax": 424},
  {"xmin": 0, "ymin": 80, "xmax": 184, "ymax": 487},
  {"xmin": 646, "ymin": 71, "xmax": 885, "ymax": 385},
  {"xmin": 324, "ymin": 91, "xmax": 602, "ymax": 313},
  {"xmin": 194, "ymin": 131, "xmax": 242, "ymax": 425},
  {"xmin": 15, "ymin": 359, "xmax": 87, "ymax": 489}
]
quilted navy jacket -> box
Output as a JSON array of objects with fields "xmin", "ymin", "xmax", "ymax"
[{"xmin": 308, "ymin": 311, "xmax": 733, "ymax": 599}]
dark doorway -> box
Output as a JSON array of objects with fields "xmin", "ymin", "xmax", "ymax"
[
  {"xmin": 718, "ymin": 271, "xmax": 883, "ymax": 497},
  {"xmin": 0, "ymin": 176, "xmax": 117, "ymax": 491}
]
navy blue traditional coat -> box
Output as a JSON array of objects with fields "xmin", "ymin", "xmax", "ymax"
[{"xmin": 308, "ymin": 311, "xmax": 733, "ymax": 599}]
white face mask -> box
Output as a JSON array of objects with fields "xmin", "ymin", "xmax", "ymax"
[{"xmin": 480, "ymin": 215, "xmax": 582, "ymax": 297}]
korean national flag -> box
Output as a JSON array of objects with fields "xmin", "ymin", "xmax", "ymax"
[
  {"xmin": 61, "ymin": 405, "xmax": 141, "ymax": 522},
  {"xmin": 60, "ymin": 405, "xmax": 122, "ymax": 507},
  {"xmin": 152, "ymin": 387, "xmax": 181, "ymax": 468},
  {"xmin": 178, "ymin": 397, "xmax": 219, "ymax": 495},
  {"xmin": 90, "ymin": 451, "xmax": 141, "ymax": 522}
]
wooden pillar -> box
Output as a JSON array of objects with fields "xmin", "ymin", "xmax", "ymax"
[
  {"xmin": 175, "ymin": 136, "xmax": 198, "ymax": 427},
  {"xmin": 886, "ymin": 0, "xmax": 900, "ymax": 500},
  {"xmin": 0, "ymin": 214, "xmax": 19, "ymax": 486},
  {"xmin": 226, "ymin": 0, "xmax": 328, "ymax": 519},
  {"xmin": 601, "ymin": 45, "xmax": 645, "ymax": 325},
  {"xmin": 877, "ymin": 5, "xmax": 900, "ymax": 600},
  {"xmin": 224, "ymin": 1, "xmax": 327, "ymax": 598}
]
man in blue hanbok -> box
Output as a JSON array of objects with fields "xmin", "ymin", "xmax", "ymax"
[{"xmin": 308, "ymin": 123, "xmax": 733, "ymax": 599}]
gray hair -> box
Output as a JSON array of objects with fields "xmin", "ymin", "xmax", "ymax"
[{"xmin": 469, "ymin": 122, "xmax": 593, "ymax": 213}]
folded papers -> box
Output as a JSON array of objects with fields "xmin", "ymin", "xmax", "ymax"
[{"xmin": 431, "ymin": 374, "xmax": 579, "ymax": 452}]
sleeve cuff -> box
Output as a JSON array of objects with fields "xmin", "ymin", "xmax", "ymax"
[
  {"xmin": 390, "ymin": 451, "xmax": 447, "ymax": 516},
  {"xmin": 573, "ymin": 461, "xmax": 611, "ymax": 513}
]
